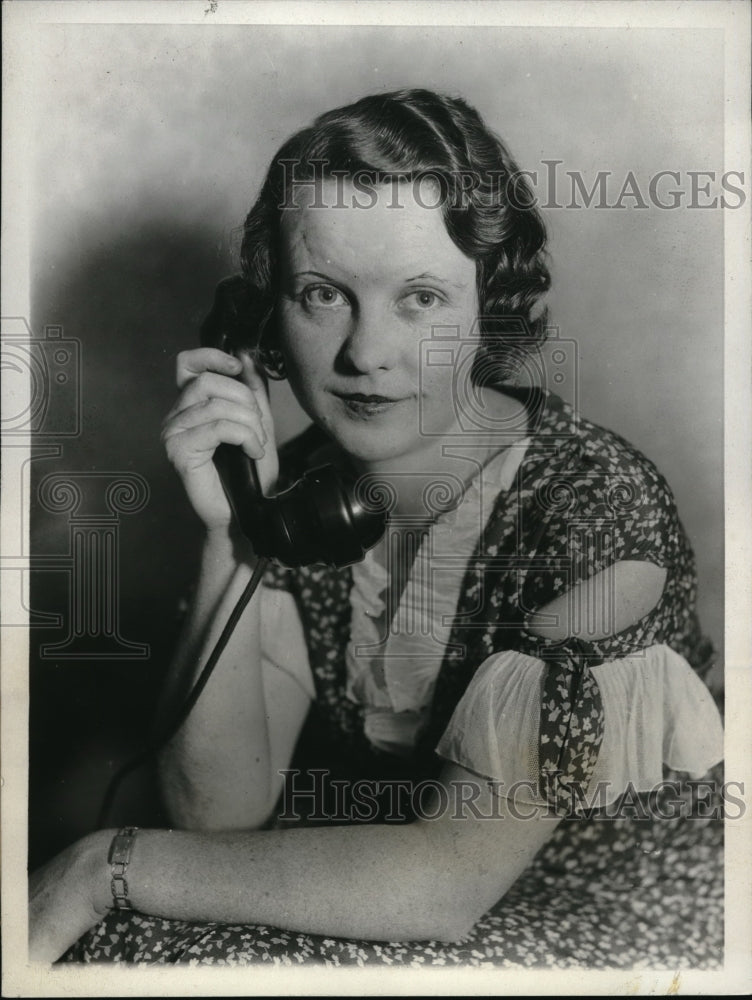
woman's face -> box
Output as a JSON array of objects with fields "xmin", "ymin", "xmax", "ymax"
[{"xmin": 276, "ymin": 179, "xmax": 479, "ymax": 469}]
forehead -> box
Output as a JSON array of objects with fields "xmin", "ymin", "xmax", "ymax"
[{"xmin": 278, "ymin": 179, "xmax": 474, "ymax": 281}]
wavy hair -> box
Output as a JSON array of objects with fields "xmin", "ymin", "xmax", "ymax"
[{"xmin": 240, "ymin": 88, "xmax": 551, "ymax": 381}]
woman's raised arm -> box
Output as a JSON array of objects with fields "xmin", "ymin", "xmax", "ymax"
[{"xmin": 155, "ymin": 348, "xmax": 311, "ymax": 831}]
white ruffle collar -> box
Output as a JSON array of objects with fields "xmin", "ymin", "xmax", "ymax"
[{"xmin": 345, "ymin": 441, "xmax": 530, "ymax": 755}]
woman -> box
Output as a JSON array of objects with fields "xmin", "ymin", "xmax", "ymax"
[{"xmin": 30, "ymin": 89, "xmax": 724, "ymax": 967}]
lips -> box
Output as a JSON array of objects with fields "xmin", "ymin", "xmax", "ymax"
[
  {"xmin": 338, "ymin": 393, "xmax": 400, "ymax": 404},
  {"xmin": 334, "ymin": 391, "xmax": 405, "ymax": 418}
]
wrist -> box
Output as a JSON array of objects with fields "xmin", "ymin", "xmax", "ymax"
[
  {"xmin": 204, "ymin": 523, "xmax": 257, "ymax": 567},
  {"xmin": 78, "ymin": 828, "xmax": 119, "ymax": 917}
]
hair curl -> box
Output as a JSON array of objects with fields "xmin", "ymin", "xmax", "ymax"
[{"xmin": 240, "ymin": 88, "xmax": 551, "ymax": 382}]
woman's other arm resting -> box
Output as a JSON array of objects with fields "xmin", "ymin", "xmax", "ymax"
[{"xmin": 30, "ymin": 760, "xmax": 558, "ymax": 962}]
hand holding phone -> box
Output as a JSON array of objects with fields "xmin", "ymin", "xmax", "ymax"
[{"xmin": 161, "ymin": 344, "xmax": 278, "ymax": 538}]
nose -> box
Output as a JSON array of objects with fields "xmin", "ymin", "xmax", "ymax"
[{"xmin": 339, "ymin": 304, "xmax": 400, "ymax": 375}]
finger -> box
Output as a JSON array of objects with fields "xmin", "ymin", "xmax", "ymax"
[
  {"xmin": 162, "ymin": 397, "xmax": 267, "ymax": 442},
  {"xmin": 176, "ymin": 348, "xmax": 242, "ymax": 389},
  {"xmin": 166, "ymin": 371, "xmax": 261, "ymax": 423},
  {"xmin": 165, "ymin": 420, "xmax": 267, "ymax": 466},
  {"xmin": 239, "ymin": 351, "xmax": 277, "ymax": 443},
  {"xmin": 236, "ymin": 353, "xmax": 279, "ymax": 493}
]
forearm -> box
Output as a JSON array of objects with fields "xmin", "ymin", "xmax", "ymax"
[
  {"xmin": 91, "ymin": 822, "xmax": 473, "ymax": 943},
  {"xmin": 156, "ymin": 528, "xmax": 275, "ymax": 830},
  {"xmin": 32, "ymin": 766, "xmax": 558, "ymax": 962}
]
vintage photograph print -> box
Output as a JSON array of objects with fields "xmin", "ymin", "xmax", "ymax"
[{"xmin": 2, "ymin": 1, "xmax": 750, "ymax": 996}]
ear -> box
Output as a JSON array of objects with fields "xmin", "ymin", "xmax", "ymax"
[{"xmin": 256, "ymin": 313, "xmax": 287, "ymax": 381}]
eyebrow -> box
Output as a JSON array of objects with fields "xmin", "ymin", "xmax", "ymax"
[
  {"xmin": 291, "ymin": 270, "xmax": 470, "ymax": 290},
  {"xmin": 405, "ymin": 272, "xmax": 470, "ymax": 290},
  {"xmin": 292, "ymin": 271, "xmax": 339, "ymax": 281}
]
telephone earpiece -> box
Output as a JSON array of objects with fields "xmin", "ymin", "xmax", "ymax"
[{"xmin": 199, "ymin": 276, "xmax": 387, "ymax": 568}]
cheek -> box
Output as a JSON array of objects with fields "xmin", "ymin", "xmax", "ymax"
[
  {"xmin": 282, "ymin": 345, "xmax": 324, "ymax": 402},
  {"xmin": 276, "ymin": 315, "xmax": 336, "ymax": 408},
  {"xmin": 421, "ymin": 365, "xmax": 455, "ymax": 410},
  {"xmin": 277, "ymin": 313, "xmax": 316, "ymax": 371},
  {"xmin": 419, "ymin": 349, "xmax": 464, "ymax": 397},
  {"xmin": 277, "ymin": 305, "xmax": 342, "ymax": 364}
]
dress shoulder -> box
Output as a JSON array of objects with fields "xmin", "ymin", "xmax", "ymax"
[
  {"xmin": 525, "ymin": 395, "xmax": 683, "ymax": 566},
  {"xmin": 502, "ymin": 393, "xmax": 701, "ymax": 661}
]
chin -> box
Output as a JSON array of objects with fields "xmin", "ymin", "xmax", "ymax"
[{"xmin": 325, "ymin": 419, "xmax": 418, "ymax": 466}]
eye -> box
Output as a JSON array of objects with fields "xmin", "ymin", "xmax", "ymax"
[
  {"xmin": 303, "ymin": 284, "xmax": 348, "ymax": 308},
  {"xmin": 405, "ymin": 289, "xmax": 443, "ymax": 309}
]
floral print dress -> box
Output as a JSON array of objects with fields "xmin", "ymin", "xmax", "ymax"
[{"xmin": 65, "ymin": 389, "xmax": 724, "ymax": 968}]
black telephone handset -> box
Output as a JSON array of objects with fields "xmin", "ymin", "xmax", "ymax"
[{"xmin": 199, "ymin": 276, "xmax": 387, "ymax": 568}]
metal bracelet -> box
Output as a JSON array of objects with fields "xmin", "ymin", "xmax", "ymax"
[{"xmin": 107, "ymin": 826, "xmax": 139, "ymax": 911}]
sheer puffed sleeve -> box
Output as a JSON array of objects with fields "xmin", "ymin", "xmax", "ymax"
[{"xmin": 436, "ymin": 643, "xmax": 724, "ymax": 812}]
